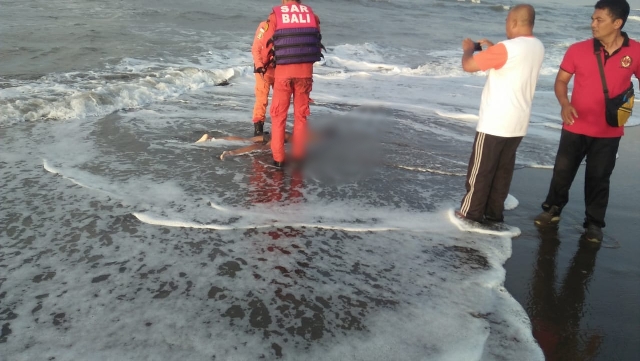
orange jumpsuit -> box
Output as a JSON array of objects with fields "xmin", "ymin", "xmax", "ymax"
[
  {"xmin": 251, "ymin": 21, "xmax": 275, "ymax": 123},
  {"xmin": 259, "ymin": 11, "xmax": 320, "ymax": 163}
]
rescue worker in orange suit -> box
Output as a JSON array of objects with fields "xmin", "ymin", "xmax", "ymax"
[
  {"xmin": 258, "ymin": 0, "xmax": 324, "ymax": 167},
  {"xmin": 251, "ymin": 20, "xmax": 276, "ymax": 136}
]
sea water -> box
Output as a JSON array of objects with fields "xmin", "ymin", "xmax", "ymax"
[{"xmin": 1, "ymin": 0, "xmax": 639, "ymax": 360}]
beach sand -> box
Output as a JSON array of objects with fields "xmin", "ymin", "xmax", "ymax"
[
  {"xmin": 505, "ymin": 125, "xmax": 640, "ymax": 360},
  {"xmin": 1, "ymin": 118, "xmax": 637, "ymax": 360}
]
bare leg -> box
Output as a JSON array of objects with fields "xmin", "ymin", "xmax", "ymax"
[
  {"xmin": 195, "ymin": 133, "xmax": 212, "ymax": 143},
  {"xmin": 196, "ymin": 134, "xmax": 263, "ymax": 143},
  {"xmin": 220, "ymin": 143, "xmax": 270, "ymax": 160},
  {"xmin": 221, "ymin": 136, "xmax": 253, "ymax": 141}
]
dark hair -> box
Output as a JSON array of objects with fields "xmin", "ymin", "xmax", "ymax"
[{"xmin": 595, "ymin": 0, "xmax": 630, "ymax": 28}]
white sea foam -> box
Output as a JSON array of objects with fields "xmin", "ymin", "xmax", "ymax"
[
  {"xmin": 394, "ymin": 164, "xmax": 467, "ymax": 176},
  {"xmin": 321, "ymin": 44, "xmax": 406, "ymax": 74},
  {"xmin": 328, "ymin": 43, "xmax": 386, "ymax": 65},
  {"xmin": 628, "ymin": 15, "xmax": 640, "ymax": 22},
  {"xmin": 542, "ymin": 122, "xmax": 563, "ymax": 130},
  {"xmin": 42, "ymin": 159, "xmax": 97, "ymax": 190},
  {"xmin": 4, "ymin": 140, "xmax": 544, "ymax": 361},
  {"xmin": 448, "ymin": 209, "xmax": 521, "ymax": 237},
  {"xmin": 435, "ymin": 110, "xmax": 479, "ymax": 121},
  {"xmin": 0, "ymin": 63, "xmax": 240, "ymax": 125},
  {"xmin": 133, "ymin": 212, "xmax": 401, "ymax": 232},
  {"xmin": 504, "ymin": 194, "xmax": 519, "ymax": 210},
  {"xmin": 323, "ymin": 56, "xmax": 401, "ymax": 73},
  {"xmin": 528, "ymin": 164, "xmax": 554, "ymax": 169},
  {"xmin": 41, "ymin": 157, "xmax": 189, "ymax": 209},
  {"xmin": 325, "ymin": 45, "xmax": 478, "ymax": 78}
]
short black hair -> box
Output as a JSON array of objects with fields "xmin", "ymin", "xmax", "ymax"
[{"xmin": 595, "ymin": 0, "xmax": 631, "ymax": 28}]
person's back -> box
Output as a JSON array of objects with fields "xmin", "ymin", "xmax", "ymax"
[
  {"xmin": 259, "ymin": 0, "xmax": 323, "ymax": 167},
  {"xmin": 267, "ymin": 2, "xmax": 320, "ymax": 79},
  {"xmin": 478, "ymin": 36, "xmax": 545, "ymax": 137}
]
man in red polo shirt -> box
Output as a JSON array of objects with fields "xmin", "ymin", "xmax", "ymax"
[{"xmin": 535, "ymin": 0, "xmax": 639, "ymax": 243}]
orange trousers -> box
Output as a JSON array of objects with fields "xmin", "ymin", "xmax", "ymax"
[
  {"xmin": 269, "ymin": 78, "xmax": 313, "ymax": 162},
  {"xmin": 252, "ymin": 72, "xmax": 275, "ymax": 122}
]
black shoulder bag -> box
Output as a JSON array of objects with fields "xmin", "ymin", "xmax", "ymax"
[{"xmin": 595, "ymin": 49, "xmax": 635, "ymax": 127}]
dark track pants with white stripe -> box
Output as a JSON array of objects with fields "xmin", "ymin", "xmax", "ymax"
[
  {"xmin": 542, "ymin": 129, "xmax": 620, "ymax": 228},
  {"xmin": 459, "ymin": 132, "xmax": 523, "ymax": 223}
]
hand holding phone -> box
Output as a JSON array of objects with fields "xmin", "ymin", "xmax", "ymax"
[{"xmin": 473, "ymin": 42, "xmax": 483, "ymax": 52}]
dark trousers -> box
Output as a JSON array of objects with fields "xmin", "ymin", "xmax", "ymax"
[
  {"xmin": 543, "ymin": 129, "xmax": 620, "ymax": 228},
  {"xmin": 460, "ymin": 132, "xmax": 523, "ymax": 222}
]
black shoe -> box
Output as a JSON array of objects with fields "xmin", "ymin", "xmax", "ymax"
[
  {"xmin": 254, "ymin": 121, "xmax": 264, "ymax": 136},
  {"xmin": 484, "ymin": 215, "xmax": 504, "ymax": 223},
  {"xmin": 455, "ymin": 210, "xmax": 484, "ymax": 225},
  {"xmin": 583, "ymin": 224, "xmax": 603, "ymax": 243},
  {"xmin": 484, "ymin": 217, "xmax": 509, "ymax": 232},
  {"xmin": 273, "ymin": 160, "xmax": 285, "ymax": 168},
  {"xmin": 534, "ymin": 205, "xmax": 561, "ymax": 226},
  {"xmin": 262, "ymin": 132, "xmax": 271, "ymax": 145}
]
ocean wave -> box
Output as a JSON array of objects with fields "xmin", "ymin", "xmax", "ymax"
[
  {"xmin": 133, "ymin": 212, "xmax": 400, "ymax": 232},
  {"xmin": 409, "ymin": 62, "xmax": 473, "ymax": 77},
  {"xmin": 321, "ymin": 43, "xmax": 401, "ymax": 73},
  {"xmin": 489, "ymin": 5, "xmax": 510, "ymax": 12},
  {"xmin": 542, "ymin": 122, "xmax": 563, "ymax": 130},
  {"xmin": 329, "ymin": 43, "xmax": 385, "ymax": 63},
  {"xmin": 323, "ymin": 43, "xmax": 474, "ymax": 77},
  {"xmin": 527, "ymin": 164, "xmax": 554, "ymax": 169},
  {"xmin": 539, "ymin": 66, "xmax": 560, "ymax": 76},
  {"xmin": 393, "ymin": 164, "xmax": 467, "ymax": 176},
  {"xmin": 322, "ymin": 56, "xmax": 401, "ymax": 73},
  {"xmin": 435, "ymin": 110, "xmax": 479, "ymax": 121},
  {"xmin": 0, "ymin": 63, "xmax": 241, "ymax": 125},
  {"xmin": 324, "ymin": 44, "xmax": 562, "ymax": 78},
  {"xmin": 628, "ymin": 15, "xmax": 640, "ymax": 22}
]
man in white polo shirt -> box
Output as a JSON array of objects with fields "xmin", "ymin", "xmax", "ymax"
[{"xmin": 456, "ymin": 4, "xmax": 545, "ymax": 225}]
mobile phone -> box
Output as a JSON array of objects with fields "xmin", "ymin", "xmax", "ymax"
[{"xmin": 474, "ymin": 42, "xmax": 483, "ymax": 52}]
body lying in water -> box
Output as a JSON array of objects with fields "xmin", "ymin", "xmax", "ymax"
[
  {"xmin": 195, "ymin": 132, "xmax": 292, "ymax": 160},
  {"xmin": 196, "ymin": 126, "xmax": 340, "ymax": 161}
]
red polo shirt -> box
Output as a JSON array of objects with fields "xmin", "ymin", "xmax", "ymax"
[{"xmin": 560, "ymin": 32, "xmax": 640, "ymax": 138}]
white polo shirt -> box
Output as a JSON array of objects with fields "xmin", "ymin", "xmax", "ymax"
[{"xmin": 474, "ymin": 36, "xmax": 545, "ymax": 137}]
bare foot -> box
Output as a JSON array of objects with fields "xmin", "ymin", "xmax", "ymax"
[
  {"xmin": 220, "ymin": 151, "xmax": 230, "ymax": 160},
  {"xmin": 195, "ymin": 134, "xmax": 213, "ymax": 143}
]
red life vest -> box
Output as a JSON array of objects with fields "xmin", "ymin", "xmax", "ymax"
[{"xmin": 270, "ymin": 4, "xmax": 323, "ymax": 66}]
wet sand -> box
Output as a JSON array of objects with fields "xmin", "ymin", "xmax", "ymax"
[{"xmin": 505, "ymin": 126, "xmax": 640, "ymax": 361}]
